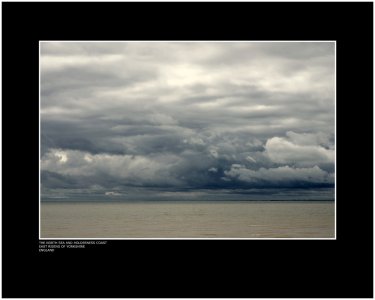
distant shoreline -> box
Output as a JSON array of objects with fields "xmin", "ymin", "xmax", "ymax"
[{"xmin": 41, "ymin": 199, "xmax": 335, "ymax": 203}]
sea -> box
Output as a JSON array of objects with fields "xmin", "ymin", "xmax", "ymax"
[{"xmin": 40, "ymin": 201, "xmax": 335, "ymax": 239}]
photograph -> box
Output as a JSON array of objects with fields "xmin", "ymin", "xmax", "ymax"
[{"xmin": 40, "ymin": 41, "xmax": 336, "ymax": 239}]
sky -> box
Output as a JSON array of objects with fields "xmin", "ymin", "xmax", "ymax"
[{"xmin": 40, "ymin": 41, "xmax": 335, "ymax": 201}]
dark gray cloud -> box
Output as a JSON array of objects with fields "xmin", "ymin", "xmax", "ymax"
[{"xmin": 40, "ymin": 42, "xmax": 335, "ymax": 200}]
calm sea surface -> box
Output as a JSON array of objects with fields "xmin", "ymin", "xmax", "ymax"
[{"xmin": 41, "ymin": 201, "xmax": 334, "ymax": 238}]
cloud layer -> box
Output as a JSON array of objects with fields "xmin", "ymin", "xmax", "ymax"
[{"xmin": 40, "ymin": 42, "xmax": 335, "ymax": 200}]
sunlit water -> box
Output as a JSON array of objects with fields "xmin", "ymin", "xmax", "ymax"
[{"xmin": 41, "ymin": 201, "xmax": 334, "ymax": 238}]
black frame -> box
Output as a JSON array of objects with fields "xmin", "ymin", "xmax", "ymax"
[{"xmin": 2, "ymin": 2, "xmax": 373, "ymax": 298}]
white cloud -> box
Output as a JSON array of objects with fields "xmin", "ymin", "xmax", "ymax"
[
  {"xmin": 41, "ymin": 148, "xmax": 183, "ymax": 186},
  {"xmin": 105, "ymin": 191, "xmax": 121, "ymax": 196},
  {"xmin": 40, "ymin": 54, "xmax": 124, "ymax": 71},
  {"xmin": 265, "ymin": 135, "xmax": 334, "ymax": 167},
  {"xmin": 54, "ymin": 150, "xmax": 68, "ymax": 163},
  {"xmin": 224, "ymin": 164, "xmax": 334, "ymax": 184},
  {"xmin": 183, "ymin": 136, "xmax": 205, "ymax": 146},
  {"xmin": 246, "ymin": 156, "xmax": 257, "ymax": 163},
  {"xmin": 208, "ymin": 148, "xmax": 219, "ymax": 158}
]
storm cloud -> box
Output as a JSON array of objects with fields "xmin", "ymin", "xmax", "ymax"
[{"xmin": 40, "ymin": 42, "xmax": 335, "ymax": 200}]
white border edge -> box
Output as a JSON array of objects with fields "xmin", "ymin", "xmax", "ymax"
[{"xmin": 38, "ymin": 40, "xmax": 337, "ymax": 241}]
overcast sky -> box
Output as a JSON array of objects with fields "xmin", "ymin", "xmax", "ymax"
[{"xmin": 40, "ymin": 42, "xmax": 335, "ymax": 200}]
